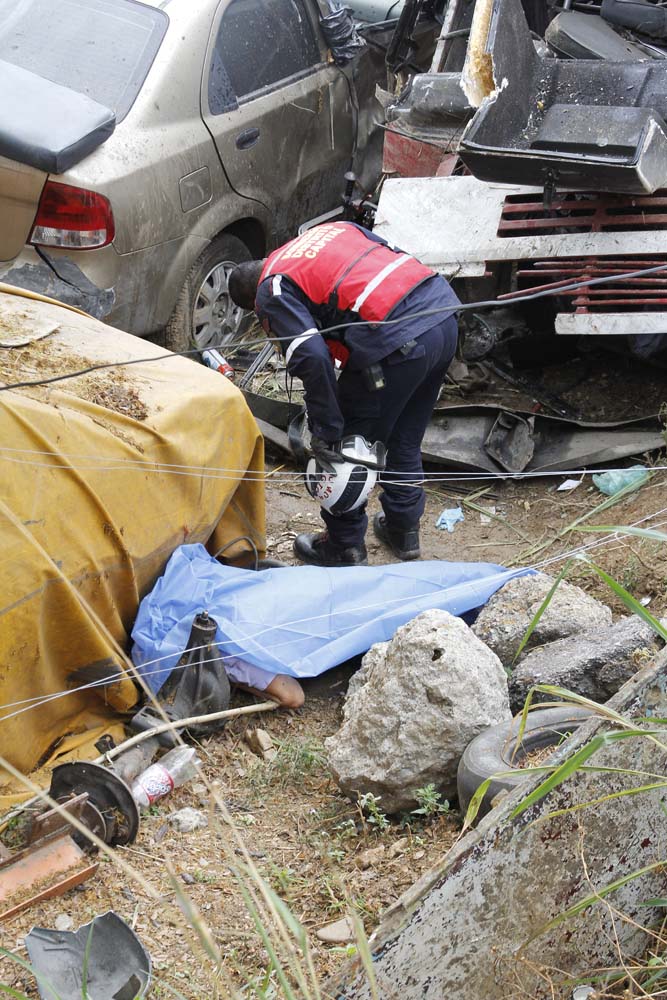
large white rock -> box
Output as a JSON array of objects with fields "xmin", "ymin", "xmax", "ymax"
[
  {"xmin": 326, "ymin": 610, "xmax": 511, "ymax": 813},
  {"xmin": 472, "ymin": 572, "xmax": 612, "ymax": 668}
]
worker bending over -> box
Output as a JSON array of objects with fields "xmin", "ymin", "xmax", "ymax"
[{"xmin": 229, "ymin": 222, "xmax": 459, "ymax": 567}]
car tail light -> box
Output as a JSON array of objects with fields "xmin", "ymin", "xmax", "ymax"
[{"xmin": 30, "ymin": 181, "xmax": 115, "ymax": 250}]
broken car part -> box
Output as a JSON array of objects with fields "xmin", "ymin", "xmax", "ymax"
[
  {"xmin": 25, "ymin": 911, "xmax": 151, "ymax": 1000},
  {"xmin": 48, "ymin": 761, "xmax": 140, "ymax": 847},
  {"xmin": 245, "ymin": 373, "xmax": 664, "ymax": 474},
  {"xmin": 128, "ymin": 610, "xmax": 231, "ymax": 736},
  {"xmin": 458, "ymin": 0, "xmax": 667, "ymax": 194},
  {"xmin": 0, "ymin": 795, "xmax": 98, "ymax": 921},
  {"xmin": 545, "ymin": 10, "xmax": 655, "ymax": 61},
  {"xmin": 374, "ymin": 175, "xmax": 667, "ymax": 351},
  {"xmin": 601, "ymin": 0, "xmax": 667, "ymax": 41},
  {"xmin": 423, "ymin": 404, "xmax": 664, "ymax": 473},
  {"xmin": 483, "ymin": 411, "xmax": 535, "ymax": 473},
  {"xmin": 0, "ymin": 60, "xmax": 115, "ymax": 174}
]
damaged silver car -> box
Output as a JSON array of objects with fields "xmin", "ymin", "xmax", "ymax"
[{"xmin": 0, "ymin": 0, "xmax": 393, "ymax": 352}]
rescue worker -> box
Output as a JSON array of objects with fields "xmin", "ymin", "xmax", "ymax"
[{"xmin": 228, "ymin": 222, "xmax": 460, "ymax": 567}]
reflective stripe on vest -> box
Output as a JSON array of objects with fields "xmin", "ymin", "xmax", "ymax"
[{"xmin": 259, "ymin": 223, "xmax": 433, "ymax": 324}]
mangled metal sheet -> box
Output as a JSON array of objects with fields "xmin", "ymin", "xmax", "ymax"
[
  {"xmin": 424, "ymin": 405, "xmax": 664, "ymax": 473},
  {"xmin": 243, "ymin": 388, "xmax": 663, "ymax": 473},
  {"xmin": 335, "ymin": 649, "xmax": 667, "ymax": 999}
]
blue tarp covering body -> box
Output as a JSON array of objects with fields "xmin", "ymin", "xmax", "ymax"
[{"xmin": 131, "ymin": 544, "xmax": 530, "ymax": 692}]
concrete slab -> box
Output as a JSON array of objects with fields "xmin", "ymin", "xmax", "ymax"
[{"xmin": 335, "ymin": 648, "xmax": 667, "ymax": 999}]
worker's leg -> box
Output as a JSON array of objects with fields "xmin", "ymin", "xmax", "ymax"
[
  {"xmin": 321, "ymin": 316, "xmax": 457, "ymax": 551},
  {"xmin": 317, "ymin": 365, "xmax": 380, "ymax": 551},
  {"xmin": 378, "ymin": 317, "xmax": 457, "ymax": 535}
]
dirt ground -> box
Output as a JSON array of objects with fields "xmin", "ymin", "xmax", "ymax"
[{"xmin": 2, "ymin": 449, "xmax": 667, "ymax": 998}]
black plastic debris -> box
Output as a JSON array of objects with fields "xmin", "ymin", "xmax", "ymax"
[
  {"xmin": 319, "ymin": 2, "xmax": 366, "ymax": 64},
  {"xmin": 459, "ymin": 0, "xmax": 667, "ymax": 194},
  {"xmin": 25, "ymin": 911, "xmax": 151, "ymax": 1000},
  {"xmin": 129, "ymin": 610, "xmax": 231, "ymax": 747}
]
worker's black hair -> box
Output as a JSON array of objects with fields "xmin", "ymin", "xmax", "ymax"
[{"xmin": 228, "ymin": 260, "xmax": 266, "ymax": 311}]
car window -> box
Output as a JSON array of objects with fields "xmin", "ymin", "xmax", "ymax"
[
  {"xmin": 208, "ymin": 0, "xmax": 321, "ymax": 114},
  {"xmin": 0, "ymin": 0, "xmax": 167, "ymax": 124}
]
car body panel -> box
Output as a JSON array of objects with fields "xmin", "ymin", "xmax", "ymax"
[
  {"xmin": 201, "ymin": 0, "xmax": 365, "ymax": 246},
  {"xmin": 0, "ymin": 156, "xmax": 47, "ymax": 263},
  {"xmin": 0, "ymin": 0, "xmax": 389, "ymax": 336}
]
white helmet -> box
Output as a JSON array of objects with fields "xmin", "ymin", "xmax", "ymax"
[{"xmin": 305, "ymin": 459, "xmax": 378, "ymax": 515}]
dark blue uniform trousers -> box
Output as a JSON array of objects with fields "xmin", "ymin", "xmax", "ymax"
[{"xmin": 321, "ymin": 315, "xmax": 458, "ymax": 549}]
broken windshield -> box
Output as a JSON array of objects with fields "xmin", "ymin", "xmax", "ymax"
[{"xmin": 0, "ymin": 0, "xmax": 168, "ymax": 122}]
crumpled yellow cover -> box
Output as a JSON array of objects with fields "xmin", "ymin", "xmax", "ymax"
[{"xmin": 0, "ymin": 288, "xmax": 265, "ymax": 804}]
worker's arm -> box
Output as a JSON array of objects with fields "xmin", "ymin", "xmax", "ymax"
[{"xmin": 256, "ymin": 277, "xmax": 345, "ymax": 441}]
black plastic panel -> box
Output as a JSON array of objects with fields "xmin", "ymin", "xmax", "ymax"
[{"xmin": 0, "ymin": 60, "xmax": 115, "ymax": 174}]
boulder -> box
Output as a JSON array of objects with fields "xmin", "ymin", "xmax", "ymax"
[
  {"xmin": 325, "ymin": 610, "xmax": 511, "ymax": 813},
  {"xmin": 472, "ymin": 572, "xmax": 612, "ymax": 667},
  {"xmin": 509, "ymin": 615, "xmax": 661, "ymax": 712}
]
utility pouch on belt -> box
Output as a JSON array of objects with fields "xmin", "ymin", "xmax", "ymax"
[{"xmin": 362, "ymin": 363, "xmax": 386, "ymax": 392}]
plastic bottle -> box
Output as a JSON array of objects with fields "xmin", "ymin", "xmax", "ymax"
[
  {"xmin": 131, "ymin": 746, "xmax": 200, "ymax": 808},
  {"xmin": 201, "ymin": 348, "xmax": 235, "ymax": 379}
]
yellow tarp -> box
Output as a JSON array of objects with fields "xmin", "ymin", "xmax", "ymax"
[{"xmin": 0, "ymin": 287, "xmax": 265, "ymax": 805}]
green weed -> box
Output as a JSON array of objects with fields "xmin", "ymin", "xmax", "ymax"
[{"xmin": 411, "ymin": 784, "xmax": 450, "ymax": 818}]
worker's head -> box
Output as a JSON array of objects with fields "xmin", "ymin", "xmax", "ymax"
[{"xmin": 228, "ymin": 260, "xmax": 266, "ymax": 311}]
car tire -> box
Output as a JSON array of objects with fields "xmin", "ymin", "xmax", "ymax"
[
  {"xmin": 164, "ymin": 233, "xmax": 254, "ymax": 355},
  {"xmin": 457, "ymin": 706, "xmax": 592, "ymax": 819}
]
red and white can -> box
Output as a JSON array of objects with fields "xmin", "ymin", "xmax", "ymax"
[{"xmin": 201, "ymin": 348, "xmax": 235, "ymax": 379}]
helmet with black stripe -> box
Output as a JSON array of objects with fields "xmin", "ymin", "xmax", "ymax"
[{"xmin": 304, "ymin": 459, "xmax": 377, "ymax": 515}]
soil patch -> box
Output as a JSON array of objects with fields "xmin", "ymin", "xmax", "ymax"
[
  {"xmin": 0, "ymin": 697, "xmax": 459, "ymax": 997},
  {"xmin": 0, "ymin": 337, "xmax": 148, "ymax": 422}
]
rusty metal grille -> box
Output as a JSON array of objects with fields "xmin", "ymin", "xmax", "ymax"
[
  {"xmin": 498, "ymin": 191, "xmax": 667, "ymax": 238},
  {"xmin": 501, "ymin": 256, "xmax": 667, "ymax": 313}
]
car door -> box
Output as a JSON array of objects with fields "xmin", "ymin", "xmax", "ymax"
[{"xmin": 202, "ymin": 0, "xmax": 354, "ymax": 247}]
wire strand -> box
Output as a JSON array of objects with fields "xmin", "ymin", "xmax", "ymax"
[
  {"xmin": 1, "ymin": 445, "xmax": 666, "ymax": 486},
  {"xmin": 3, "ymin": 259, "xmax": 667, "ymax": 392},
  {"xmin": 1, "ymin": 502, "xmax": 666, "ymax": 725}
]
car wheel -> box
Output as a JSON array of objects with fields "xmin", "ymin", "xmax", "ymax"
[
  {"xmin": 164, "ymin": 233, "xmax": 253, "ymax": 355},
  {"xmin": 456, "ymin": 706, "xmax": 592, "ymax": 819}
]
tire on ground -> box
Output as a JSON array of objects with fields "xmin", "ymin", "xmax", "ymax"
[
  {"xmin": 456, "ymin": 706, "xmax": 592, "ymax": 819},
  {"xmin": 164, "ymin": 232, "xmax": 253, "ymax": 354}
]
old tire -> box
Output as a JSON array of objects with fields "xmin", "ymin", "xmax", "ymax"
[
  {"xmin": 456, "ymin": 706, "xmax": 592, "ymax": 819},
  {"xmin": 164, "ymin": 233, "xmax": 253, "ymax": 355}
]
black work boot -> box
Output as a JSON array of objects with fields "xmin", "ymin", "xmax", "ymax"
[
  {"xmin": 293, "ymin": 531, "xmax": 368, "ymax": 567},
  {"xmin": 373, "ymin": 512, "xmax": 420, "ymax": 561}
]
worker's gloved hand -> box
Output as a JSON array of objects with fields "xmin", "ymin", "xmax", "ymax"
[{"xmin": 309, "ymin": 436, "xmax": 343, "ymax": 474}]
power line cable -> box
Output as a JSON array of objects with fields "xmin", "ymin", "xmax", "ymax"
[{"xmin": 3, "ymin": 259, "xmax": 667, "ymax": 392}]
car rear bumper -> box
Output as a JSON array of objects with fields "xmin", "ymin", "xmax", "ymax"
[{"xmin": 0, "ymin": 235, "xmax": 207, "ymax": 337}]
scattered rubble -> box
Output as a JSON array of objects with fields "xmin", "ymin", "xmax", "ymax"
[
  {"xmin": 244, "ymin": 728, "xmax": 277, "ymax": 761},
  {"xmin": 54, "ymin": 913, "xmax": 74, "ymax": 932},
  {"xmin": 316, "ymin": 915, "xmax": 356, "ymax": 944},
  {"xmin": 509, "ymin": 616, "xmax": 661, "ymax": 711},
  {"xmin": 357, "ymin": 845, "xmax": 386, "ymax": 869},
  {"xmin": 472, "ymin": 572, "xmax": 612, "ymax": 668},
  {"xmin": 168, "ymin": 808, "xmax": 208, "ymax": 834},
  {"xmin": 326, "ymin": 610, "xmax": 510, "ymax": 813}
]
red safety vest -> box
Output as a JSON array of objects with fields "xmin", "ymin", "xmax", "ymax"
[{"xmin": 259, "ymin": 223, "xmax": 433, "ymax": 324}]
